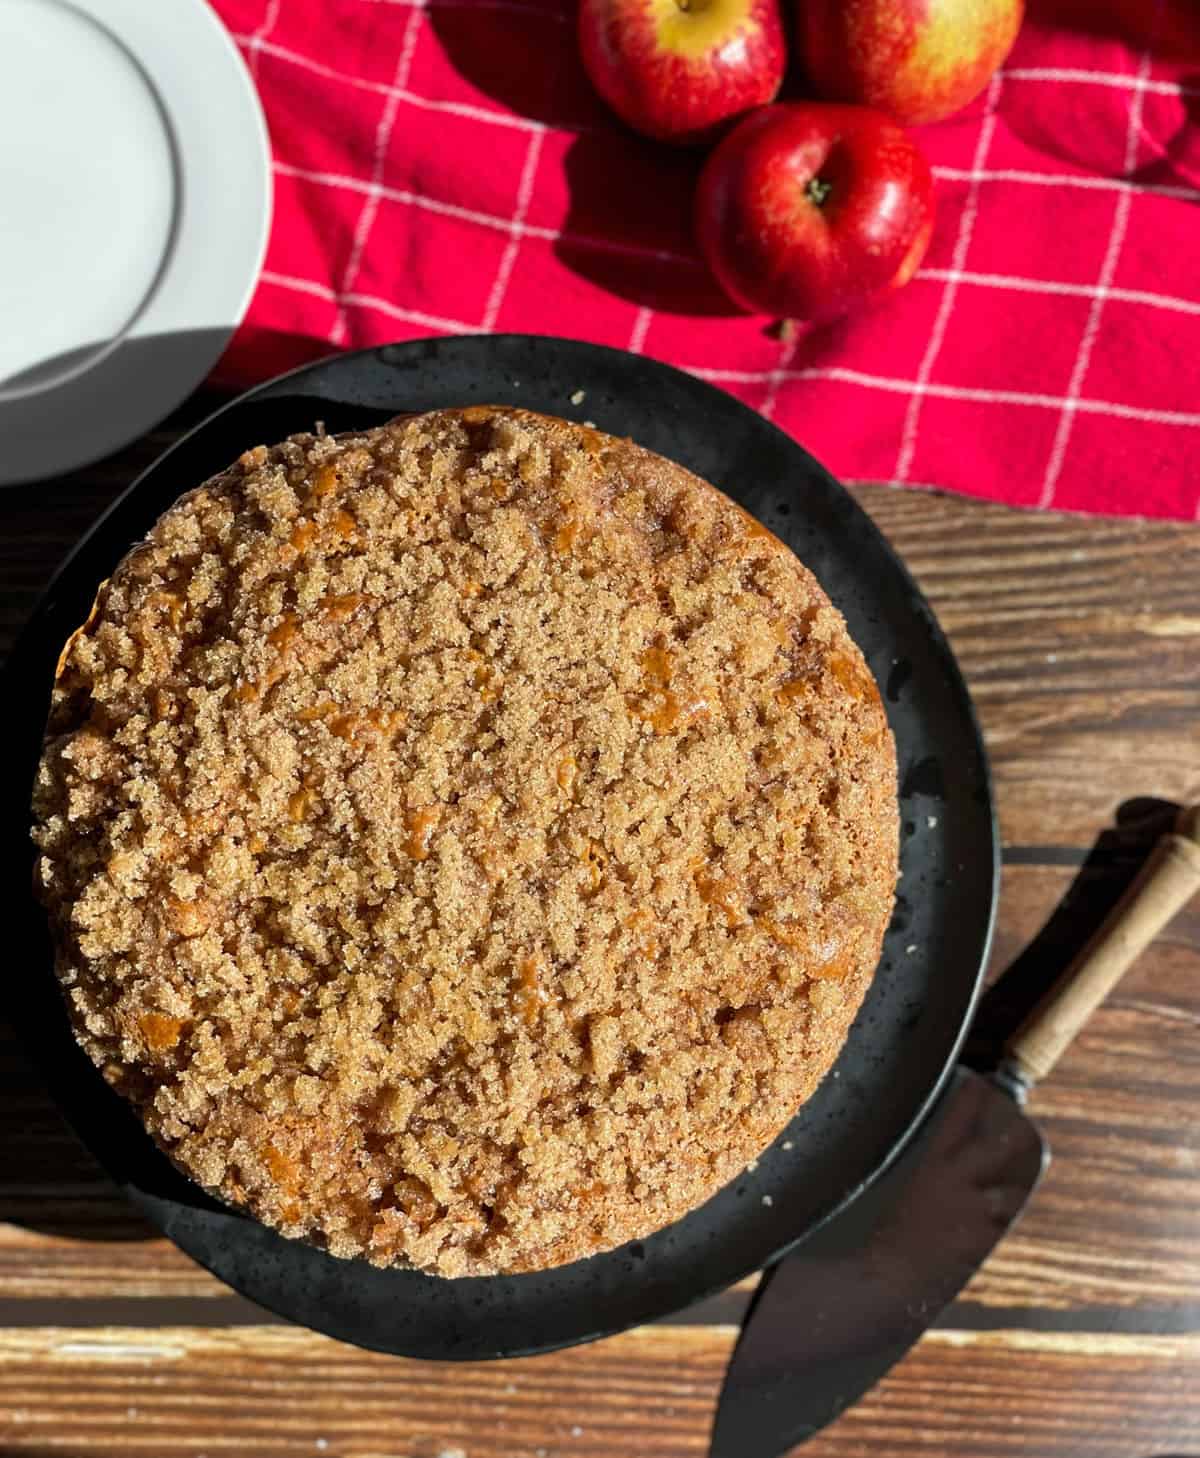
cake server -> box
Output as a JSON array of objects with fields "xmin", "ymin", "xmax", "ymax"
[{"xmin": 711, "ymin": 806, "xmax": 1200, "ymax": 1458}]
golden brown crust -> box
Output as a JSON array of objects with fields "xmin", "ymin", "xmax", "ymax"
[{"xmin": 32, "ymin": 406, "xmax": 897, "ymax": 1276}]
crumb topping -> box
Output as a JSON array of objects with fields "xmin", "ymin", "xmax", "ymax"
[{"xmin": 33, "ymin": 407, "xmax": 897, "ymax": 1276}]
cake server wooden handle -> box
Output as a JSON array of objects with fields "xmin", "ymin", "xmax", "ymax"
[{"xmin": 1004, "ymin": 806, "xmax": 1200, "ymax": 1088}]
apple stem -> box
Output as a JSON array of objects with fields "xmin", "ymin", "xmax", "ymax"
[{"xmin": 806, "ymin": 176, "xmax": 833, "ymax": 208}]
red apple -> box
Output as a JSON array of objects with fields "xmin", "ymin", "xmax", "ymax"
[
  {"xmin": 695, "ymin": 102, "xmax": 935, "ymax": 321},
  {"xmin": 797, "ymin": 0, "xmax": 1023, "ymax": 126},
  {"xmin": 579, "ymin": 0, "xmax": 786, "ymax": 146}
]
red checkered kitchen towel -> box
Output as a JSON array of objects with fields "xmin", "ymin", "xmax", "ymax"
[{"xmin": 213, "ymin": 0, "xmax": 1200, "ymax": 519}]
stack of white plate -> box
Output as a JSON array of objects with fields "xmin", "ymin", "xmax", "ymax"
[{"xmin": 0, "ymin": 0, "xmax": 272, "ymax": 483}]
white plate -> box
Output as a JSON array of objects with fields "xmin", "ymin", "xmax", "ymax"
[{"xmin": 0, "ymin": 0, "xmax": 271, "ymax": 483}]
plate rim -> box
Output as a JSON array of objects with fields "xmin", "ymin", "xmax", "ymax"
[
  {"xmin": 0, "ymin": 0, "xmax": 272, "ymax": 484},
  {"xmin": 6, "ymin": 334, "xmax": 998, "ymax": 1358}
]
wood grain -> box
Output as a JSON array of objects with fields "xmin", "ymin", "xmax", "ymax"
[
  {"xmin": 1006, "ymin": 820, "xmax": 1200, "ymax": 1084},
  {"xmin": 1, "ymin": 398, "xmax": 1198, "ymax": 1456},
  {"xmin": 860, "ymin": 491, "xmax": 1200, "ymax": 849},
  {"xmin": 0, "ymin": 1324, "xmax": 1198, "ymax": 1457},
  {"xmin": 2, "ymin": 860, "xmax": 1197, "ymax": 1319},
  {"xmin": 4, "ymin": 439, "xmax": 1196, "ymax": 842}
]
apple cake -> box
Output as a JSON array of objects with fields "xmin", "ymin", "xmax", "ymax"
[{"xmin": 32, "ymin": 405, "xmax": 898, "ymax": 1277}]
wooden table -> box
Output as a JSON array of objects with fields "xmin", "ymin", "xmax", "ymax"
[{"xmin": 2, "ymin": 396, "xmax": 1198, "ymax": 1458}]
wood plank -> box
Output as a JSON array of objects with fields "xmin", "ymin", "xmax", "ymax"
[
  {"xmin": 852, "ymin": 490, "xmax": 1200, "ymax": 850},
  {"xmin": 3, "ymin": 440, "xmax": 1197, "ymax": 849},
  {"xmin": 0, "ymin": 1324, "xmax": 729, "ymax": 1457},
  {"xmin": 967, "ymin": 1001, "xmax": 1200, "ymax": 1316},
  {"xmin": 1, "ymin": 855, "xmax": 1197, "ymax": 1311},
  {"xmin": 835, "ymin": 1329, "xmax": 1200, "ymax": 1457},
  {"xmin": 0, "ymin": 1323, "xmax": 1198, "ymax": 1457}
]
